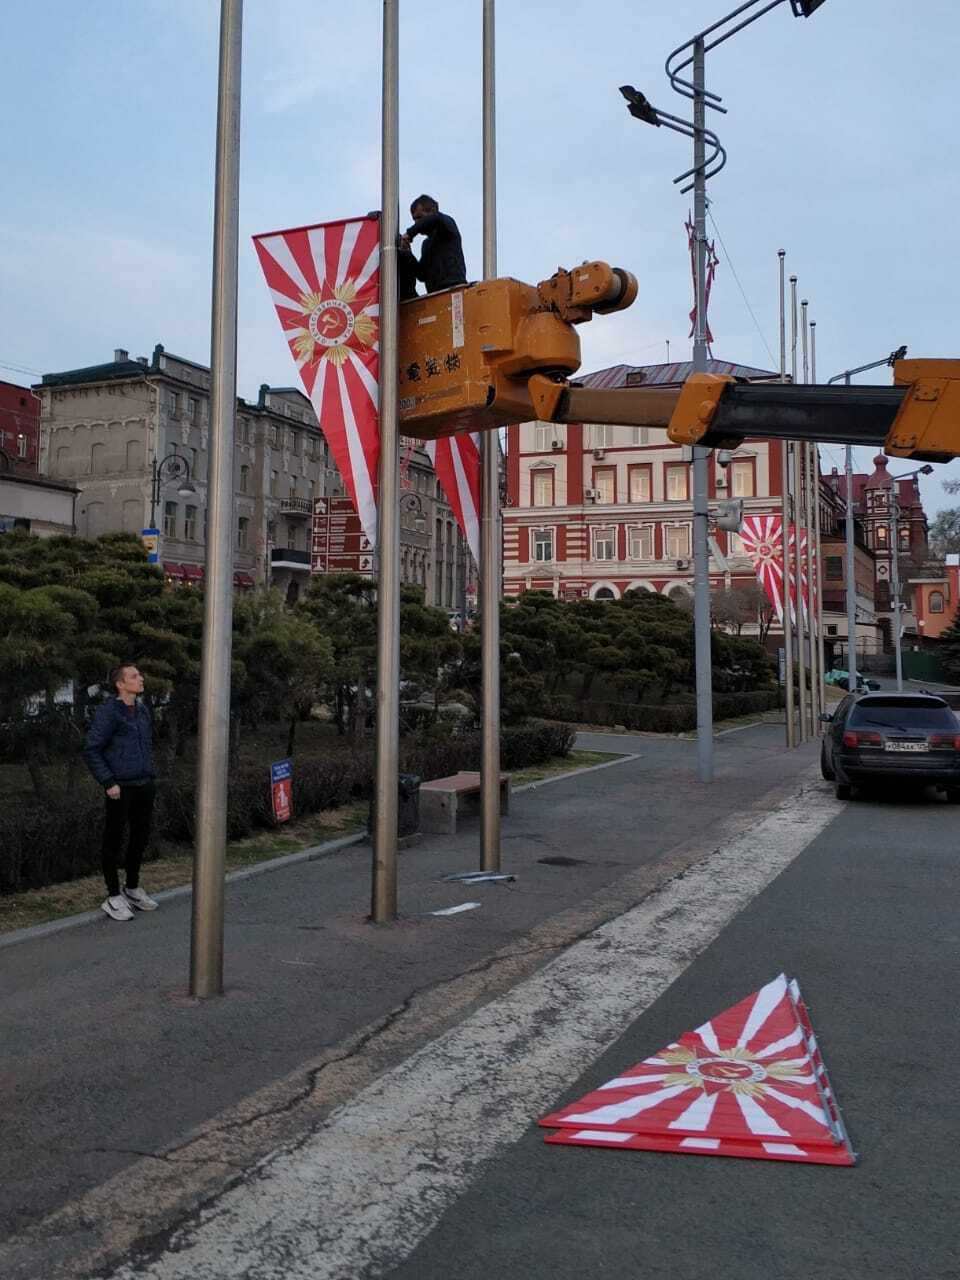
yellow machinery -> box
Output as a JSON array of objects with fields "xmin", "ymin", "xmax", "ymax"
[{"xmin": 398, "ymin": 262, "xmax": 960, "ymax": 463}]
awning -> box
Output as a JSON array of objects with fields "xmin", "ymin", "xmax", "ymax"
[
  {"xmin": 163, "ymin": 561, "xmax": 186, "ymax": 578},
  {"xmin": 181, "ymin": 563, "xmax": 204, "ymax": 580},
  {"xmin": 234, "ymin": 572, "xmax": 256, "ymax": 589}
]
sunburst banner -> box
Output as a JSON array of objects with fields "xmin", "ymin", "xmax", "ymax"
[
  {"xmin": 253, "ymin": 216, "xmax": 381, "ymax": 546},
  {"xmin": 540, "ymin": 973, "xmax": 855, "ymax": 1166},
  {"xmin": 739, "ymin": 515, "xmax": 813, "ymax": 626},
  {"xmin": 426, "ymin": 433, "xmax": 482, "ymax": 566}
]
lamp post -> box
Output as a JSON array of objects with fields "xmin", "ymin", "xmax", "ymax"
[
  {"xmin": 149, "ymin": 452, "xmax": 196, "ymax": 533},
  {"xmin": 828, "ymin": 346, "xmax": 907, "ymax": 691},
  {"xmin": 886, "ymin": 464, "xmax": 933, "ymax": 690},
  {"xmin": 620, "ymin": 0, "xmax": 827, "ymax": 783}
]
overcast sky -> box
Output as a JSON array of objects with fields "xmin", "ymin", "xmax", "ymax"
[{"xmin": 2, "ymin": 0, "xmax": 958, "ymax": 515}]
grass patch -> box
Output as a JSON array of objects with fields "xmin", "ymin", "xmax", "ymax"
[{"xmin": 0, "ymin": 754, "xmax": 619, "ymax": 936}]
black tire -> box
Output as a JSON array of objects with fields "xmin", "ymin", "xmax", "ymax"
[
  {"xmin": 820, "ymin": 744, "xmax": 835, "ymax": 781},
  {"xmin": 835, "ymin": 782, "xmax": 851, "ymax": 801}
]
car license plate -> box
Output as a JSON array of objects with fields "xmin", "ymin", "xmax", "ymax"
[{"xmin": 884, "ymin": 741, "xmax": 926, "ymax": 753}]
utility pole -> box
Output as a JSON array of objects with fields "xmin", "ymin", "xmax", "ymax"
[
  {"xmin": 370, "ymin": 0, "xmax": 400, "ymax": 922},
  {"xmin": 480, "ymin": 0, "xmax": 502, "ymax": 868},
  {"xmin": 691, "ymin": 35, "xmax": 714, "ymax": 783},
  {"xmin": 790, "ymin": 275, "xmax": 807, "ymax": 742},
  {"xmin": 190, "ymin": 0, "xmax": 242, "ymax": 998},
  {"xmin": 890, "ymin": 496, "xmax": 903, "ymax": 691},
  {"xmin": 810, "ymin": 319, "xmax": 824, "ymax": 724}
]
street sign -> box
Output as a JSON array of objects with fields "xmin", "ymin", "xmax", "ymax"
[
  {"xmin": 141, "ymin": 528, "xmax": 160, "ymax": 564},
  {"xmin": 271, "ymin": 758, "xmax": 293, "ymax": 824},
  {"xmin": 311, "ymin": 496, "xmax": 372, "ymax": 574}
]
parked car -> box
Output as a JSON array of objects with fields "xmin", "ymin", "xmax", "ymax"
[
  {"xmin": 820, "ymin": 692, "xmax": 960, "ymax": 801},
  {"xmin": 824, "ymin": 668, "xmax": 881, "ymax": 693}
]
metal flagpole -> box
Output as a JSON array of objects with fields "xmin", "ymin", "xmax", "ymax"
[
  {"xmin": 778, "ymin": 251, "xmax": 795, "ymax": 748},
  {"xmin": 480, "ymin": 0, "xmax": 502, "ymax": 870},
  {"xmin": 810, "ymin": 320, "xmax": 824, "ymax": 724},
  {"xmin": 691, "ymin": 36, "xmax": 714, "ymax": 783},
  {"xmin": 790, "ymin": 276, "xmax": 807, "ymax": 742},
  {"xmin": 371, "ymin": 0, "xmax": 401, "ymax": 921},
  {"xmin": 891, "ymin": 497, "xmax": 904, "ymax": 691},
  {"xmin": 190, "ymin": 0, "xmax": 242, "ymax": 998},
  {"xmin": 844, "ymin": 377, "xmax": 858, "ymax": 692},
  {"xmin": 801, "ymin": 301, "xmax": 817, "ymax": 730}
]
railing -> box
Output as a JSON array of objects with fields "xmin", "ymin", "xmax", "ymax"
[
  {"xmin": 279, "ymin": 496, "xmax": 313, "ymax": 517},
  {"xmin": 270, "ymin": 547, "xmax": 310, "ymax": 567}
]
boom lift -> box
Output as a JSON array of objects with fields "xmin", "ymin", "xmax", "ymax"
[{"xmin": 398, "ymin": 263, "xmax": 960, "ymax": 463}]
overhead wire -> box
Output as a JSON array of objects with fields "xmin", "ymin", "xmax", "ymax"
[{"xmin": 706, "ymin": 204, "xmax": 778, "ymax": 370}]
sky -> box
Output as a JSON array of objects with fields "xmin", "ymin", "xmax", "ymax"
[{"xmin": 1, "ymin": 0, "xmax": 958, "ymax": 518}]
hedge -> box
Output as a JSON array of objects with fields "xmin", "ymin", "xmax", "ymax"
[
  {"xmin": 0, "ymin": 718, "xmax": 575, "ymax": 895},
  {"xmin": 541, "ymin": 690, "xmax": 781, "ymax": 734}
]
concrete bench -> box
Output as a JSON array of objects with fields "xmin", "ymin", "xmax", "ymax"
[{"xmin": 419, "ymin": 771, "xmax": 511, "ymax": 836}]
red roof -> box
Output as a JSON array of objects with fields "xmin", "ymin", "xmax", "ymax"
[{"xmin": 578, "ymin": 357, "xmax": 778, "ymax": 390}]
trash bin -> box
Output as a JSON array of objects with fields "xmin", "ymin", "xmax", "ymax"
[{"xmin": 368, "ymin": 773, "xmax": 421, "ymax": 838}]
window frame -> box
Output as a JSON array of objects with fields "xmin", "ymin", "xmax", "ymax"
[
  {"xmin": 592, "ymin": 466, "xmax": 617, "ymax": 505},
  {"xmin": 532, "ymin": 526, "xmax": 555, "ymax": 563},
  {"xmin": 664, "ymin": 522, "xmax": 692, "ymax": 560},
  {"xmin": 591, "ymin": 524, "xmax": 617, "ymax": 562},
  {"xmin": 531, "ymin": 467, "xmax": 555, "ymax": 508},
  {"xmin": 627, "ymin": 463, "xmax": 652, "ymax": 504},
  {"xmin": 665, "ymin": 463, "xmax": 689, "ymax": 502},
  {"xmin": 627, "ymin": 523, "xmax": 654, "ymax": 561}
]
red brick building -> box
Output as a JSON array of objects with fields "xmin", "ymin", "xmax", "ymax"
[
  {"xmin": 0, "ymin": 380, "xmax": 40, "ymax": 472},
  {"xmin": 503, "ymin": 358, "xmax": 787, "ymax": 612}
]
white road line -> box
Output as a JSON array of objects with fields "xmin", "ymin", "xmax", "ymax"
[{"xmin": 113, "ymin": 781, "xmax": 839, "ymax": 1280}]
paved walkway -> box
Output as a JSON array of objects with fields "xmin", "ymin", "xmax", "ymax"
[{"xmin": 2, "ymin": 725, "xmax": 830, "ymax": 1278}]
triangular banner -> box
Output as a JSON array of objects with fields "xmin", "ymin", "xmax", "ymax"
[{"xmin": 539, "ymin": 974, "xmax": 855, "ymax": 1166}]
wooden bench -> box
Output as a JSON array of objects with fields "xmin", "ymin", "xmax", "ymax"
[{"xmin": 419, "ymin": 771, "xmax": 511, "ymax": 836}]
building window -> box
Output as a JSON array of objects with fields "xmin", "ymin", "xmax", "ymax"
[
  {"xmin": 930, "ymin": 591, "xmax": 945, "ymax": 613},
  {"xmin": 267, "ymin": 520, "xmax": 277, "ymax": 544},
  {"xmin": 163, "ymin": 501, "xmax": 178, "ymax": 538},
  {"xmin": 287, "ymin": 524, "xmax": 300, "ymax": 551},
  {"xmin": 532, "ymin": 470, "xmax": 554, "ymax": 507},
  {"xmin": 188, "ymin": 396, "xmax": 200, "ymax": 422},
  {"xmin": 240, "ymin": 465, "xmax": 249, "ymax": 493},
  {"xmin": 533, "ymin": 528, "xmax": 554, "ymax": 562},
  {"xmin": 631, "ymin": 427, "xmax": 649, "ymax": 445},
  {"xmin": 875, "ymin": 524, "xmax": 888, "ymax": 547},
  {"xmin": 899, "ymin": 527, "xmax": 911, "ymax": 552},
  {"xmin": 665, "ymin": 464, "xmax": 689, "ymax": 501},
  {"xmin": 826, "ymin": 555, "xmax": 843, "ymax": 580},
  {"xmin": 534, "ymin": 423, "xmax": 561, "ymax": 451},
  {"xmin": 628, "ymin": 525, "xmax": 654, "ymax": 560},
  {"xmin": 591, "ymin": 526, "xmax": 616, "ymax": 561},
  {"xmin": 593, "ymin": 467, "xmax": 616, "ymax": 504},
  {"xmin": 165, "ymin": 390, "xmax": 180, "ymax": 417},
  {"xmin": 16, "ymin": 433, "xmax": 28, "ymax": 458},
  {"xmin": 184, "ymin": 505, "xmax": 197, "ymax": 541},
  {"xmin": 237, "ymin": 516, "xmax": 250, "ymax": 550},
  {"xmin": 589, "ymin": 424, "xmax": 614, "ymax": 449},
  {"xmin": 270, "ymin": 469, "xmax": 279, "ymax": 497},
  {"xmin": 665, "ymin": 523, "xmax": 691, "ymax": 559},
  {"xmin": 271, "ymin": 423, "xmax": 282, "ymax": 448},
  {"xmin": 289, "ymin": 478, "xmax": 298, "ymax": 499},
  {"xmin": 628, "ymin": 465, "xmax": 651, "ymax": 503},
  {"xmin": 727, "ymin": 532, "xmax": 746, "ymax": 556},
  {"xmin": 729, "ymin": 458, "xmax": 755, "ymax": 497},
  {"xmin": 291, "ymin": 431, "xmax": 301, "ymax": 456}
]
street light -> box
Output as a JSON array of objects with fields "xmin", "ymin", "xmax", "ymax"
[
  {"xmin": 149, "ymin": 452, "xmax": 196, "ymax": 531},
  {"xmin": 884, "ymin": 463, "xmax": 933, "ymax": 691},
  {"xmin": 827, "ymin": 347, "xmax": 907, "ymax": 691},
  {"xmin": 621, "ymin": 0, "xmax": 827, "ymax": 784}
]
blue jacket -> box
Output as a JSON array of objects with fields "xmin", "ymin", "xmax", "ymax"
[{"xmin": 83, "ymin": 698, "xmax": 156, "ymax": 788}]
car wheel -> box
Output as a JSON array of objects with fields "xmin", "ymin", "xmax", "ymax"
[
  {"xmin": 820, "ymin": 745, "xmax": 835, "ymax": 781},
  {"xmin": 835, "ymin": 782, "xmax": 851, "ymax": 801}
]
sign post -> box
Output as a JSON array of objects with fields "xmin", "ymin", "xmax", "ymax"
[{"xmin": 141, "ymin": 528, "xmax": 160, "ymax": 565}]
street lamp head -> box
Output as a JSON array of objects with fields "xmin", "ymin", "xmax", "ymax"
[
  {"xmin": 619, "ymin": 85, "xmax": 661, "ymax": 126},
  {"xmin": 178, "ymin": 480, "xmax": 197, "ymax": 498},
  {"xmin": 790, "ymin": 0, "xmax": 827, "ymax": 15},
  {"xmin": 919, "ymin": 465, "xmax": 934, "ymax": 476}
]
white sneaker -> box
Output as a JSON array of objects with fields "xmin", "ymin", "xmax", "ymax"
[
  {"xmin": 102, "ymin": 895, "xmax": 135, "ymax": 922},
  {"xmin": 123, "ymin": 885, "xmax": 159, "ymax": 912}
]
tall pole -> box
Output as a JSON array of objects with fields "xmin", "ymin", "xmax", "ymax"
[
  {"xmin": 778, "ymin": 251, "xmax": 795, "ymax": 748},
  {"xmin": 801, "ymin": 302, "xmax": 817, "ymax": 729},
  {"xmin": 891, "ymin": 497, "xmax": 903, "ymax": 690},
  {"xmin": 790, "ymin": 276, "xmax": 807, "ymax": 742},
  {"xmin": 691, "ymin": 36, "xmax": 713, "ymax": 783},
  {"xmin": 480, "ymin": 0, "xmax": 502, "ymax": 869},
  {"xmin": 810, "ymin": 321, "xmax": 823, "ymax": 724},
  {"xmin": 190, "ymin": 0, "xmax": 242, "ymax": 998},
  {"xmin": 844, "ymin": 373, "xmax": 858, "ymax": 690},
  {"xmin": 371, "ymin": 0, "xmax": 400, "ymax": 922}
]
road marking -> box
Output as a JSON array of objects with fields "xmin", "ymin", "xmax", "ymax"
[{"xmin": 112, "ymin": 782, "xmax": 839, "ymax": 1280}]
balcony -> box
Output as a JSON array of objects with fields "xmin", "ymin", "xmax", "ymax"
[
  {"xmin": 279, "ymin": 496, "xmax": 313, "ymax": 518},
  {"xmin": 270, "ymin": 547, "xmax": 310, "ymax": 572}
]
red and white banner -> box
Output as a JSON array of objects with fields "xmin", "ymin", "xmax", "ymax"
[
  {"xmin": 739, "ymin": 515, "xmax": 814, "ymax": 626},
  {"xmin": 540, "ymin": 973, "xmax": 855, "ymax": 1166},
  {"xmin": 426, "ymin": 434, "xmax": 482, "ymax": 565},
  {"xmin": 254, "ymin": 216, "xmax": 381, "ymax": 546}
]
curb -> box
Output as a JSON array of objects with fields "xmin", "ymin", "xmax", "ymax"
[{"xmin": 0, "ymin": 831, "xmax": 367, "ymax": 951}]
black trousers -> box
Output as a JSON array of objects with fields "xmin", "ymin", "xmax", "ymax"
[{"xmin": 101, "ymin": 783, "xmax": 155, "ymax": 896}]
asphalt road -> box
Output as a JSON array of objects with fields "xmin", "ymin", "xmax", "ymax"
[{"xmin": 3, "ymin": 725, "xmax": 958, "ymax": 1280}]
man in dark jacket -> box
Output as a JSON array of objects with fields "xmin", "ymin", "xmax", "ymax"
[
  {"xmin": 400, "ymin": 195, "xmax": 467, "ymax": 295},
  {"xmin": 83, "ymin": 663, "xmax": 158, "ymax": 921}
]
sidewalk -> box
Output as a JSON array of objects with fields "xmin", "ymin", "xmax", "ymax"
[{"xmin": 2, "ymin": 724, "xmax": 815, "ymax": 1279}]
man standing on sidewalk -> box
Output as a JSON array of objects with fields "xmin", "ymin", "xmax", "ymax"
[{"xmin": 83, "ymin": 663, "xmax": 159, "ymax": 922}]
